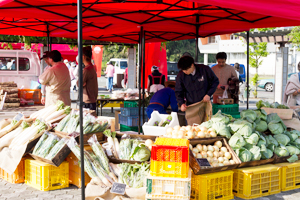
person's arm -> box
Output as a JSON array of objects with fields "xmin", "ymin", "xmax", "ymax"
[
  {"xmin": 170, "ymin": 90, "xmax": 178, "ymax": 112},
  {"xmin": 206, "ymin": 67, "xmax": 219, "ymax": 97},
  {"xmin": 82, "ymin": 69, "xmax": 87, "ymax": 87},
  {"xmin": 175, "ymin": 73, "xmax": 185, "ymax": 106},
  {"xmin": 147, "ymin": 76, "xmax": 151, "ymax": 93}
]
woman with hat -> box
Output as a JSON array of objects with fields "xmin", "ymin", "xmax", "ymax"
[{"xmin": 147, "ymin": 65, "xmax": 165, "ymax": 93}]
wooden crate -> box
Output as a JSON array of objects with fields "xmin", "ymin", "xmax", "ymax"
[
  {"xmin": 55, "ymin": 130, "xmax": 104, "ymax": 145},
  {"xmin": 217, "ymin": 98, "xmax": 234, "ymax": 105},
  {"xmin": 189, "ymin": 138, "xmax": 240, "ymax": 175},
  {"xmin": 261, "ymin": 107, "xmax": 293, "ymax": 120}
]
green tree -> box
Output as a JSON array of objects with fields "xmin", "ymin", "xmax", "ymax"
[
  {"xmin": 245, "ymin": 42, "xmax": 269, "ymax": 98},
  {"xmin": 288, "ymin": 26, "xmax": 300, "ymax": 50}
]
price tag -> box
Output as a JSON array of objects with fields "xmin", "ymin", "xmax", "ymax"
[
  {"xmin": 15, "ymin": 113, "xmax": 24, "ymax": 122},
  {"xmin": 196, "ymin": 158, "xmax": 211, "ymax": 168},
  {"xmin": 110, "ymin": 182, "xmax": 126, "ymax": 195}
]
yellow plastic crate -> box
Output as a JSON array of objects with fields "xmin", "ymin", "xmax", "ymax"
[
  {"xmin": 232, "ymin": 164, "xmax": 281, "ymax": 199},
  {"xmin": 146, "ymin": 172, "xmax": 191, "ymax": 200},
  {"xmin": 155, "ymin": 138, "xmax": 189, "ymax": 147},
  {"xmin": 191, "ymin": 170, "xmax": 234, "ymax": 200},
  {"xmin": 275, "ymin": 161, "xmax": 300, "ymax": 191},
  {"xmin": 0, "ymin": 157, "xmax": 26, "ymax": 184},
  {"xmin": 25, "ymin": 159, "xmax": 69, "ymax": 191},
  {"xmin": 150, "ymin": 160, "xmax": 189, "ymax": 178}
]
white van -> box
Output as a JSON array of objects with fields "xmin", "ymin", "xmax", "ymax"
[
  {"xmin": 0, "ymin": 50, "xmax": 41, "ymax": 88},
  {"xmin": 107, "ymin": 58, "xmax": 128, "ymax": 84}
]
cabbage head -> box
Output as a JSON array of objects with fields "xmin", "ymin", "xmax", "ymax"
[
  {"xmin": 236, "ymin": 148, "xmax": 252, "ymax": 162},
  {"xmin": 211, "ymin": 122, "xmax": 231, "ymax": 139},
  {"xmin": 200, "ymin": 120, "xmax": 212, "ymax": 129},
  {"xmin": 286, "ymin": 145, "xmax": 300, "ymax": 155},
  {"xmin": 294, "ymin": 138, "xmax": 300, "ymax": 145},
  {"xmin": 228, "ymin": 119, "xmax": 252, "ymax": 133},
  {"xmin": 255, "ymin": 120, "xmax": 268, "ymax": 132},
  {"xmin": 287, "ymin": 154, "xmax": 299, "ymax": 163},
  {"xmin": 274, "ymin": 134, "xmax": 290, "ymax": 146},
  {"xmin": 267, "ymin": 144, "xmax": 276, "ymax": 151},
  {"xmin": 211, "ymin": 110, "xmax": 230, "ymax": 124},
  {"xmin": 275, "ymin": 145, "xmax": 290, "ymax": 157},
  {"xmin": 249, "ymin": 145, "xmax": 261, "ymax": 161},
  {"xmin": 236, "ymin": 124, "xmax": 253, "ymax": 137},
  {"xmin": 257, "ymin": 139, "xmax": 267, "ymax": 148},
  {"xmin": 261, "ymin": 148, "xmax": 273, "ymax": 159},
  {"xmin": 270, "ymin": 102, "xmax": 280, "ymax": 108},
  {"xmin": 132, "ymin": 144, "xmax": 151, "ymax": 162},
  {"xmin": 244, "ymin": 133, "xmax": 259, "ymax": 145},
  {"xmin": 290, "ymin": 130, "xmax": 300, "ymax": 137},
  {"xmin": 291, "ymin": 133, "xmax": 299, "ymax": 141},
  {"xmin": 267, "ymin": 113, "xmax": 282, "ymax": 124},
  {"xmin": 229, "ymin": 133, "xmax": 246, "ymax": 149},
  {"xmin": 256, "ymin": 100, "xmax": 271, "ymax": 109},
  {"xmin": 267, "ymin": 135, "xmax": 279, "ymax": 147},
  {"xmin": 240, "ymin": 110, "xmax": 257, "ymax": 123},
  {"xmin": 268, "ymin": 121, "xmax": 285, "ymax": 135}
]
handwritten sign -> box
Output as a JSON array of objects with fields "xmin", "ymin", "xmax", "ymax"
[
  {"xmin": 110, "ymin": 182, "xmax": 126, "ymax": 195},
  {"xmin": 15, "ymin": 113, "xmax": 24, "ymax": 122},
  {"xmin": 196, "ymin": 158, "xmax": 211, "ymax": 169}
]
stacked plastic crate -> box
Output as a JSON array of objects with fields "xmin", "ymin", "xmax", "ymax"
[
  {"xmin": 119, "ymin": 100, "xmax": 147, "ymax": 132},
  {"xmin": 212, "ymin": 103, "xmax": 240, "ymax": 118},
  {"xmin": 146, "ymin": 138, "xmax": 191, "ymax": 200}
]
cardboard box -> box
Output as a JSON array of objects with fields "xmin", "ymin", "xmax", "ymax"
[
  {"xmin": 261, "ymin": 107, "xmax": 293, "ymax": 120},
  {"xmin": 217, "ymin": 98, "xmax": 234, "ymax": 105}
]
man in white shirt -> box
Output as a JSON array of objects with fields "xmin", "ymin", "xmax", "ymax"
[{"xmin": 40, "ymin": 51, "xmax": 51, "ymax": 105}]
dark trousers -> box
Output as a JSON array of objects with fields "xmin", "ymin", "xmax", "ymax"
[{"xmin": 83, "ymin": 102, "xmax": 97, "ymax": 111}]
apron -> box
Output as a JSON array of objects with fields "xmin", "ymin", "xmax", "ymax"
[
  {"xmin": 149, "ymin": 74, "xmax": 164, "ymax": 93},
  {"xmin": 185, "ymin": 101, "xmax": 212, "ymax": 125}
]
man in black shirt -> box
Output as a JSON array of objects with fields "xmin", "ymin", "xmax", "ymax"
[{"xmin": 175, "ymin": 55, "xmax": 219, "ymax": 112}]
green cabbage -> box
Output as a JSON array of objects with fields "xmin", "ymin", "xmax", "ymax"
[
  {"xmin": 275, "ymin": 145, "xmax": 290, "ymax": 157},
  {"xmin": 259, "ymin": 109, "xmax": 267, "ymax": 121},
  {"xmin": 132, "ymin": 144, "xmax": 151, "ymax": 162},
  {"xmin": 287, "ymin": 154, "xmax": 299, "ymax": 163},
  {"xmin": 200, "ymin": 120, "xmax": 213, "ymax": 129},
  {"xmin": 228, "ymin": 119, "xmax": 252, "ymax": 133},
  {"xmin": 229, "ymin": 133, "xmax": 246, "ymax": 149},
  {"xmin": 236, "ymin": 148, "xmax": 252, "ymax": 162},
  {"xmin": 211, "ymin": 110, "xmax": 231, "ymax": 124},
  {"xmin": 286, "ymin": 145, "xmax": 300, "ymax": 155},
  {"xmin": 274, "ymin": 134, "xmax": 290, "ymax": 146},
  {"xmin": 267, "ymin": 113, "xmax": 282, "ymax": 124},
  {"xmin": 257, "ymin": 139, "xmax": 267, "ymax": 148},
  {"xmin": 256, "ymin": 100, "xmax": 271, "ymax": 109},
  {"xmin": 291, "ymin": 133, "xmax": 299, "ymax": 141},
  {"xmin": 290, "ymin": 130, "xmax": 300, "ymax": 137},
  {"xmin": 244, "ymin": 133, "xmax": 259, "ymax": 145},
  {"xmin": 255, "ymin": 120, "xmax": 268, "ymax": 132},
  {"xmin": 277, "ymin": 104, "xmax": 289, "ymax": 109},
  {"xmin": 211, "ymin": 122, "xmax": 231, "ymax": 139},
  {"xmin": 270, "ymin": 102, "xmax": 280, "ymax": 108},
  {"xmin": 249, "ymin": 145, "xmax": 261, "ymax": 161},
  {"xmin": 240, "ymin": 110, "xmax": 257, "ymax": 123},
  {"xmin": 236, "ymin": 124, "xmax": 253, "ymax": 137},
  {"xmin": 268, "ymin": 121, "xmax": 285, "ymax": 135},
  {"xmin": 266, "ymin": 135, "xmax": 279, "ymax": 147},
  {"xmin": 267, "ymin": 144, "xmax": 276, "ymax": 151},
  {"xmin": 261, "ymin": 149, "xmax": 273, "ymax": 159},
  {"xmin": 294, "ymin": 138, "xmax": 300, "ymax": 145}
]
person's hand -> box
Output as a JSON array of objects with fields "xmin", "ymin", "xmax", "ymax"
[
  {"xmin": 181, "ymin": 104, "xmax": 187, "ymax": 112},
  {"xmin": 41, "ymin": 96, "xmax": 45, "ymax": 105},
  {"xmin": 203, "ymin": 95, "xmax": 210, "ymax": 102},
  {"xmin": 293, "ymin": 89, "xmax": 300, "ymax": 96}
]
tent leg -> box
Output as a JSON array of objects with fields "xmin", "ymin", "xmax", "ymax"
[
  {"xmin": 142, "ymin": 30, "xmax": 145, "ymax": 126},
  {"xmin": 138, "ymin": 27, "xmax": 143, "ymax": 134},
  {"xmin": 195, "ymin": 15, "xmax": 199, "ymax": 62},
  {"xmin": 247, "ymin": 31, "xmax": 250, "ymax": 109},
  {"xmin": 77, "ymin": 0, "xmax": 85, "ymax": 199},
  {"xmin": 47, "ymin": 24, "xmax": 50, "ymax": 52}
]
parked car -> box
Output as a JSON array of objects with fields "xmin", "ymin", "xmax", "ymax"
[
  {"xmin": 209, "ymin": 63, "xmax": 246, "ymax": 82},
  {"xmin": 258, "ymin": 73, "xmax": 296, "ymax": 92}
]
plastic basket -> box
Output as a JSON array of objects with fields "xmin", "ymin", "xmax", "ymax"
[
  {"xmin": 120, "ymin": 124, "xmax": 141, "ymax": 132},
  {"xmin": 150, "ymin": 139, "xmax": 189, "ymax": 178},
  {"xmin": 119, "ymin": 114, "xmax": 147, "ymax": 126},
  {"xmin": 230, "ymin": 112, "xmax": 240, "ymax": 119},
  {"xmin": 212, "ymin": 104, "xmax": 239, "ymax": 115},
  {"xmin": 146, "ymin": 173, "xmax": 191, "ymax": 200},
  {"xmin": 232, "ymin": 164, "xmax": 281, "ymax": 199},
  {"xmin": 191, "ymin": 170, "xmax": 234, "ymax": 200},
  {"xmin": 0, "ymin": 157, "xmax": 25, "ymax": 184},
  {"xmin": 120, "ymin": 107, "xmax": 146, "ymax": 116},
  {"xmin": 18, "ymin": 89, "xmax": 41, "ymax": 104},
  {"xmin": 25, "ymin": 159, "xmax": 69, "ymax": 191},
  {"xmin": 124, "ymin": 100, "xmax": 138, "ymax": 108},
  {"xmin": 275, "ymin": 161, "xmax": 300, "ymax": 191}
]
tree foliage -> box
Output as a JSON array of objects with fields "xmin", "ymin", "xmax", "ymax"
[
  {"xmin": 288, "ymin": 26, "xmax": 300, "ymax": 50},
  {"xmin": 245, "ymin": 42, "xmax": 269, "ymax": 98}
]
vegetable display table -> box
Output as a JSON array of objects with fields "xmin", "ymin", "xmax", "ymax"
[{"xmin": 96, "ymin": 98, "xmax": 124, "ymax": 116}]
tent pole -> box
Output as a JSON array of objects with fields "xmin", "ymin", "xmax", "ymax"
[
  {"xmin": 142, "ymin": 30, "xmax": 145, "ymax": 125},
  {"xmin": 247, "ymin": 31, "xmax": 250, "ymax": 109},
  {"xmin": 195, "ymin": 15, "xmax": 199, "ymax": 62},
  {"xmin": 47, "ymin": 24, "xmax": 50, "ymax": 52},
  {"xmin": 138, "ymin": 27, "xmax": 143, "ymax": 134},
  {"xmin": 77, "ymin": 0, "xmax": 85, "ymax": 199}
]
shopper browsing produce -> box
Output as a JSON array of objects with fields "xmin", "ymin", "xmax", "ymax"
[
  {"xmin": 211, "ymin": 52, "xmax": 238, "ymax": 104},
  {"xmin": 283, "ymin": 62, "xmax": 300, "ymax": 107},
  {"xmin": 39, "ymin": 50, "xmax": 71, "ymax": 107}
]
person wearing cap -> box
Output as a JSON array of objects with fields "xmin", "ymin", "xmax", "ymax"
[
  {"xmin": 40, "ymin": 51, "xmax": 52, "ymax": 105},
  {"xmin": 147, "ymin": 66, "xmax": 165, "ymax": 93},
  {"xmin": 146, "ymin": 81, "xmax": 178, "ymax": 119},
  {"xmin": 211, "ymin": 52, "xmax": 237, "ymax": 103},
  {"xmin": 175, "ymin": 54, "xmax": 219, "ymax": 124},
  {"xmin": 39, "ymin": 50, "xmax": 71, "ymax": 107},
  {"xmin": 105, "ymin": 61, "xmax": 115, "ymax": 92},
  {"xmin": 77, "ymin": 46, "xmax": 98, "ymax": 110}
]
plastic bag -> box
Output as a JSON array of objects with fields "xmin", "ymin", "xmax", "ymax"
[{"xmin": 222, "ymin": 89, "xmax": 228, "ymax": 99}]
